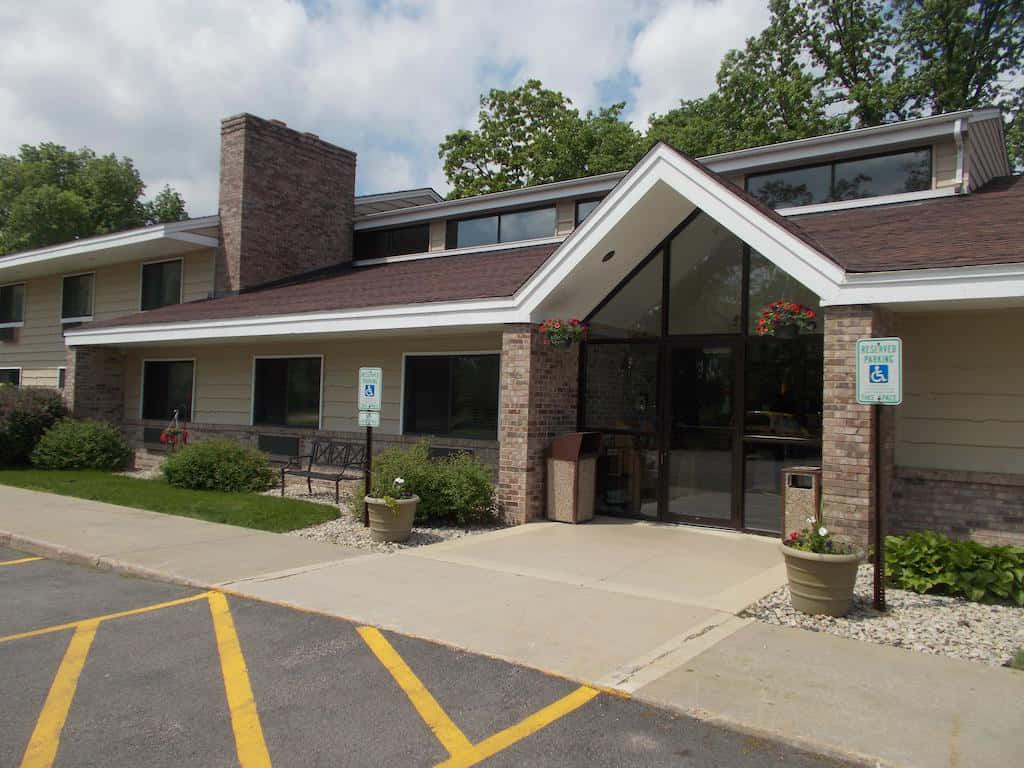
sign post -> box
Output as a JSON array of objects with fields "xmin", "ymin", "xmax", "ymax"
[
  {"xmin": 358, "ymin": 368, "xmax": 382, "ymax": 528},
  {"xmin": 856, "ymin": 337, "xmax": 902, "ymax": 611}
]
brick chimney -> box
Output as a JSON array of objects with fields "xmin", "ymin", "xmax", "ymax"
[{"xmin": 216, "ymin": 114, "xmax": 356, "ymax": 295}]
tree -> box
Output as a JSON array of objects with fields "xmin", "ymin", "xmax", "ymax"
[
  {"xmin": 438, "ymin": 80, "xmax": 645, "ymax": 198},
  {"xmin": 0, "ymin": 143, "xmax": 188, "ymax": 255}
]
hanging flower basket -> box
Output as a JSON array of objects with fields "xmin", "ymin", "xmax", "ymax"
[
  {"xmin": 539, "ymin": 318, "xmax": 587, "ymax": 347},
  {"xmin": 159, "ymin": 410, "xmax": 189, "ymax": 451},
  {"xmin": 756, "ymin": 301, "xmax": 816, "ymax": 337}
]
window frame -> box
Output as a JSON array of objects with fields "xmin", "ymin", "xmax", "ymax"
[
  {"xmin": 58, "ymin": 367, "xmax": 66, "ymax": 389},
  {"xmin": 139, "ymin": 358, "xmax": 197, "ymax": 422},
  {"xmin": 60, "ymin": 271, "xmax": 95, "ymax": 324},
  {"xmin": 744, "ymin": 145, "xmax": 933, "ymax": 209},
  {"xmin": 354, "ymin": 223, "xmax": 431, "ymax": 261},
  {"xmin": 400, "ymin": 350, "xmax": 502, "ymax": 439},
  {"xmin": 445, "ymin": 204, "xmax": 557, "ymax": 249},
  {"xmin": 250, "ymin": 354, "xmax": 324, "ymax": 430},
  {"xmin": 138, "ymin": 257, "xmax": 184, "ymax": 312},
  {"xmin": 0, "ymin": 367, "xmax": 22, "ymax": 386},
  {"xmin": 0, "ymin": 282, "xmax": 26, "ymax": 329},
  {"xmin": 574, "ymin": 196, "xmax": 604, "ymax": 226}
]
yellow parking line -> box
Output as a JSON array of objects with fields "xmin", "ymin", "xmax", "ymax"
[
  {"xmin": 208, "ymin": 592, "xmax": 272, "ymax": 768},
  {"xmin": 0, "ymin": 556, "xmax": 44, "ymax": 566},
  {"xmin": 357, "ymin": 626, "xmax": 474, "ymax": 758},
  {"xmin": 435, "ymin": 685, "xmax": 600, "ymax": 768},
  {"xmin": 0, "ymin": 592, "xmax": 213, "ymax": 645},
  {"xmin": 19, "ymin": 620, "xmax": 99, "ymax": 768}
]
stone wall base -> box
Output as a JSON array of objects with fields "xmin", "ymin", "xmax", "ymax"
[{"xmin": 891, "ymin": 466, "xmax": 1024, "ymax": 547}]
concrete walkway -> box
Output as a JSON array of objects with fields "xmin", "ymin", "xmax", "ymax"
[{"xmin": 2, "ymin": 484, "xmax": 1022, "ymax": 766}]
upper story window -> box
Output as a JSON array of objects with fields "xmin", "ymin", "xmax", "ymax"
[
  {"xmin": 0, "ymin": 283, "xmax": 25, "ymax": 328},
  {"xmin": 141, "ymin": 259, "xmax": 182, "ymax": 311},
  {"xmin": 61, "ymin": 273, "xmax": 94, "ymax": 323},
  {"xmin": 746, "ymin": 147, "xmax": 932, "ymax": 210},
  {"xmin": 355, "ymin": 223, "xmax": 430, "ymax": 260},
  {"xmin": 446, "ymin": 206, "xmax": 556, "ymax": 249},
  {"xmin": 575, "ymin": 198, "xmax": 602, "ymax": 226}
]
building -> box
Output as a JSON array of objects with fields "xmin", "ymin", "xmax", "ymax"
[{"xmin": 1, "ymin": 109, "xmax": 1021, "ymax": 547}]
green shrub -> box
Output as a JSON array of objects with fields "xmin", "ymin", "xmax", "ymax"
[
  {"xmin": 0, "ymin": 387, "xmax": 67, "ymax": 466},
  {"xmin": 885, "ymin": 532, "xmax": 1024, "ymax": 605},
  {"xmin": 349, "ymin": 443, "xmax": 496, "ymax": 525},
  {"xmin": 162, "ymin": 438, "xmax": 275, "ymax": 493},
  {"xmin": 1011, "ymin": 648, "xmax": 1024, "ymax": 671},
  {"xmin": 31, "ymin": 419, "xmax": 131, "ymax": 470}
]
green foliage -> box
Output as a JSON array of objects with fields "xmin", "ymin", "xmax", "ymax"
[
  {"xmin": 0, "ymin": 386, "xmax": 67, "ymax": 466},
  {"xmin": 162, "ymin": 438, "xmax": 275, "ymax": 493},
  {"xmin": 350, "ymin": 443, "xmax": 496, "ymax": 525},
  {"xmin": 784, "ymin": 518, "xmax": 856, "ymax": 555},
  {"xmin": 439, "ymin": 80, "xmax": 646, "ymax": 198},
  {"xmin": 0, "ymin": 143, "xmax": 189, "ymax": 255},
  {"xmin": 31, "ymin": 419, "xmax": 131, "ymax": 471},
  {"xmin": 0, "ymin": 469, "xmax": 335, "ymax": 532},
  {"xmin": 1011, "ymin": 648, "xmax": 1024, "ymax": 671},
  {"xmin": 885, "ymin": 532, "xmax": 1024, "ymax": 605}
]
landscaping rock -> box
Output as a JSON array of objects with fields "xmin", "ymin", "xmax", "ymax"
[{"xmin": 743, "ymin": 564, "xmax": 1024, "ymax": 668}]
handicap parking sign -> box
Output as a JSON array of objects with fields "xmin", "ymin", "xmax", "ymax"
[
  {"xmin": 358, "ymin": 367, "xmax": 382, "ymax": 411},
  {"xmin": 856, "ymin": 339, "xmax": 901, "ymax": 405},
  {"xmin": 363, "ymin": 383, "xmax": 375, "ymax": 398}
]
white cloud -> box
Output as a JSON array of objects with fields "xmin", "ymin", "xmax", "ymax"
[{"xmin": 0, "ymin": 0, "xmax": 770, "ymax": 215}]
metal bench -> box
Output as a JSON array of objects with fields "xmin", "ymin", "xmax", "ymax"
[{"xmin": 280, "ymin": 439, "xmax": 367, "ymax": 504}]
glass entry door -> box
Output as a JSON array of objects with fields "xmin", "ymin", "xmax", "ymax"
[{"xmin": 662, "ymin": 343, "xmax": 740, "ymax": 526}]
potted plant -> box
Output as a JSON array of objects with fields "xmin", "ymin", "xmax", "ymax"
[
  {"xmin": 365, "ymin": 477, "xmax": 419, "ymax": 543},
  {"xmin": 539, "ymin": 318, "xmax": 588, "ymax": 348},
  {"xmin": 781, "ymin": 517, "xmax": 862, "ymax": 616},
  {"xmin": 756, "ymin": 301, "xmax": 816, "ymax": 339},
  {"xmin": 159, "ymin": 410, "xmax": 189, "ymax": 452}
]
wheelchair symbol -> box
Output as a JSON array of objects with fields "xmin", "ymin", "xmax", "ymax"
[
  {"xmin": 869, "ymin": 364, "xmax": 889, "ymax": 384},
  {"xmin": 363, "ymin": 384, "xmax": 375, "ymax": 397}
]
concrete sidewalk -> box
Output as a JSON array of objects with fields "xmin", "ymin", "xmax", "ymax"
[{"xmin": 2, "ymin": 484, "xmax": 1022, "ymax": 767}]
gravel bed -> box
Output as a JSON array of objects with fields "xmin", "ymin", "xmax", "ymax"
[
  {"xmin": 269, "ymin": 479, "xmax": 502, "ymax": 553},
  {"xmin": 743, "ymin": 564, "xmax": 1024, "ymax": 668}
]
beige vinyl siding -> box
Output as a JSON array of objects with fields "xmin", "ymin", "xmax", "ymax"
[
  {"xmin": 723, "ymin": 172, "xmax": 745, "ymax": 189},
  {"xmin": 21, "ymin": 368, "xmax": 61, "ymax": 388},
  {"xmin": 0, "ymin": 249, "xmax": 215, "ymax": 381},
  {"xmin": 428, "ymin": 220, "xmax": 446, "ymax": 252},
  {"xmin": 555, "ymin": 199, "xmax": 575, "ymax": 235},
  {"xmin": 932, "ymin": 138, "xmax": 959, "ymax": 189},
  {"xmin": 966, "ymin": 117, "xmax": 1012, "ymax": 191},
  {"xmin": 124, "ymin": 331, "xmax": 503, "ymax": 435},
  {"xmin": 894, "ymin": 309, "xmax": 1024, "ymax": 475}
]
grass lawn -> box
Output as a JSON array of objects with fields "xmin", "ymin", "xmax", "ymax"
[{"xmin": 0, "ymin": 469, "xmax": 338, "ymax": 533}]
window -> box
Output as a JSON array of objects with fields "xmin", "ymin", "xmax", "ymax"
[
  {"xmin": 252, "ymin": 357, "xmax": 322, "ymax": 428},
  {"xmin": 141, "ymin": 360, "xmax": 194, "ymax": 421},
  {"xmin": 354, "ymin": 224, "xmax": 430, "ymax": 260},
  {"xmin": 0, "ymin": 283, "xmax": 25, "ymax": 327},
  {"xmin": 141, "ymin": 259, "xmax": 182, "ymax": 311},
  {"xmin": 61, "ymin": 273, "xmax": 94, "ymax": 322},
  {"xmin": 403, "ymin": 354, "xmax": 500, "ymax": 439},
  {"xmin": 0, "ymin": 369, "xmax": 20, "ymax": 386},
  {"xmin": 575, "ymin": 198, "xmax": 602, "ymax": 225},
  {"xmin": 667, "ymin": 214, "xmax": 744, "ymax": 334},
  {"xmin": 746, "ymin": 147, "xmax": 933, "ymax": 209},
  {"xmin": 446, "ymin": 206, "xmax": 556, "ymax": 248},
  {"xmin": 588, "ymin": 252, "xmax": 663, "ymax": 338},
  {"xmin": 58, "ymin": 368, "xmax": 66, "ymax": 389}
]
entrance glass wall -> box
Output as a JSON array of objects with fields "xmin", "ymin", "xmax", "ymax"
[{"xmin": 579, "ymin": 212, "xmax": 823, "ymax": 533}]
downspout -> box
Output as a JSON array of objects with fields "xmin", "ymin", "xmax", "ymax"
[{"xmin": 953, "ymin": 118, "xmax": 965, "ymax": 193}]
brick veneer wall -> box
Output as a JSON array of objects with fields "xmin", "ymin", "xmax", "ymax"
[
  {"xmin": 497, "ymin": 324, "xmax": 579, "ymax": 524},
  {"xmin": 821, "ymin": 305, "xmax": 893, "ymax": 549},
  {"xmin": 64, "ymin": 346, "xmax": 125, "ymax": 424},
  {"xmin": 217, "ymin": 114, "xmax": 356, "ymax": 295},
  {"xmin": 891, "ymin": 467, "xmax": 1024, "ymax": 547}
]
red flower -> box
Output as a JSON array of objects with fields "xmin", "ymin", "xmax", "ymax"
[{"xmin": 539, "ymin": 324, "xmax": 548, "ymax": 332}]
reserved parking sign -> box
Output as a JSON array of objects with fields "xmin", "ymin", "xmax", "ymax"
[{"xmin": 856, "ymin": 337, "xmax": 902, "ymax": 405}]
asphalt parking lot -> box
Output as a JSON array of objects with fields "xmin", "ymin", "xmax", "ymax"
[{"xmin": 0, "ymin": 546, "xmax": 854, "ymax": 767}]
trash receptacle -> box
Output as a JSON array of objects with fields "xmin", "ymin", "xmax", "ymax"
[
  {"xmin": 781, "ymin": 466, "xmax": 821, "ymax": 539},
  {"xmin": 547, "ymin": 432, "xmax": 601, "ymax": 523}
]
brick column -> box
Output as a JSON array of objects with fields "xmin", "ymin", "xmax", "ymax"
[
  {"xmin": 65, "ymin": 346, "xmax": 125, "ymax": 424},
  {"xmin": 821, "ymin": 305, "xmax": 892, "ymax": 550},
  {"xmin": 497, "ymin": 324, "xmax": 579, "ymax": 524}
]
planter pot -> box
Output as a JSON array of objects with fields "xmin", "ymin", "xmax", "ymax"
[
  {"xmin": 780, "ymin": 543, "xmax": 861, "ymax": 617},
  {"xmin": 774, "ymin": 323, "xmax": 799, "ymax": 340},
  {"xmin": 365, "ymin": 495, "xmax": 420, "ymax": 542}
]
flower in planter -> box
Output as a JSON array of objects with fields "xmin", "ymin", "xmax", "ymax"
[
  {"xmin": 538, "ymin": 318, "xmax": 588, "ymax": 347},
  {"xmin": 756, "ymin": 300, "xmax": 816, "ymax": 336},
  {"xmin": 785, "ymin": 517, "xmax": 854, "ymax": 555}
]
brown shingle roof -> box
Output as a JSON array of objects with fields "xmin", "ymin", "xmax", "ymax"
[
  {"xmin": 787, "ymin": 176, "xmax": 1024, "ymax": 272},
  {"xmin": 84, "ymin": 243, "xmax": 556, "ymax": 329}
]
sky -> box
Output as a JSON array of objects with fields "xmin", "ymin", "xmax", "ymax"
[{"xmin": 0, "ymin": 0, "xmax": 771, "ymax": 215}]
